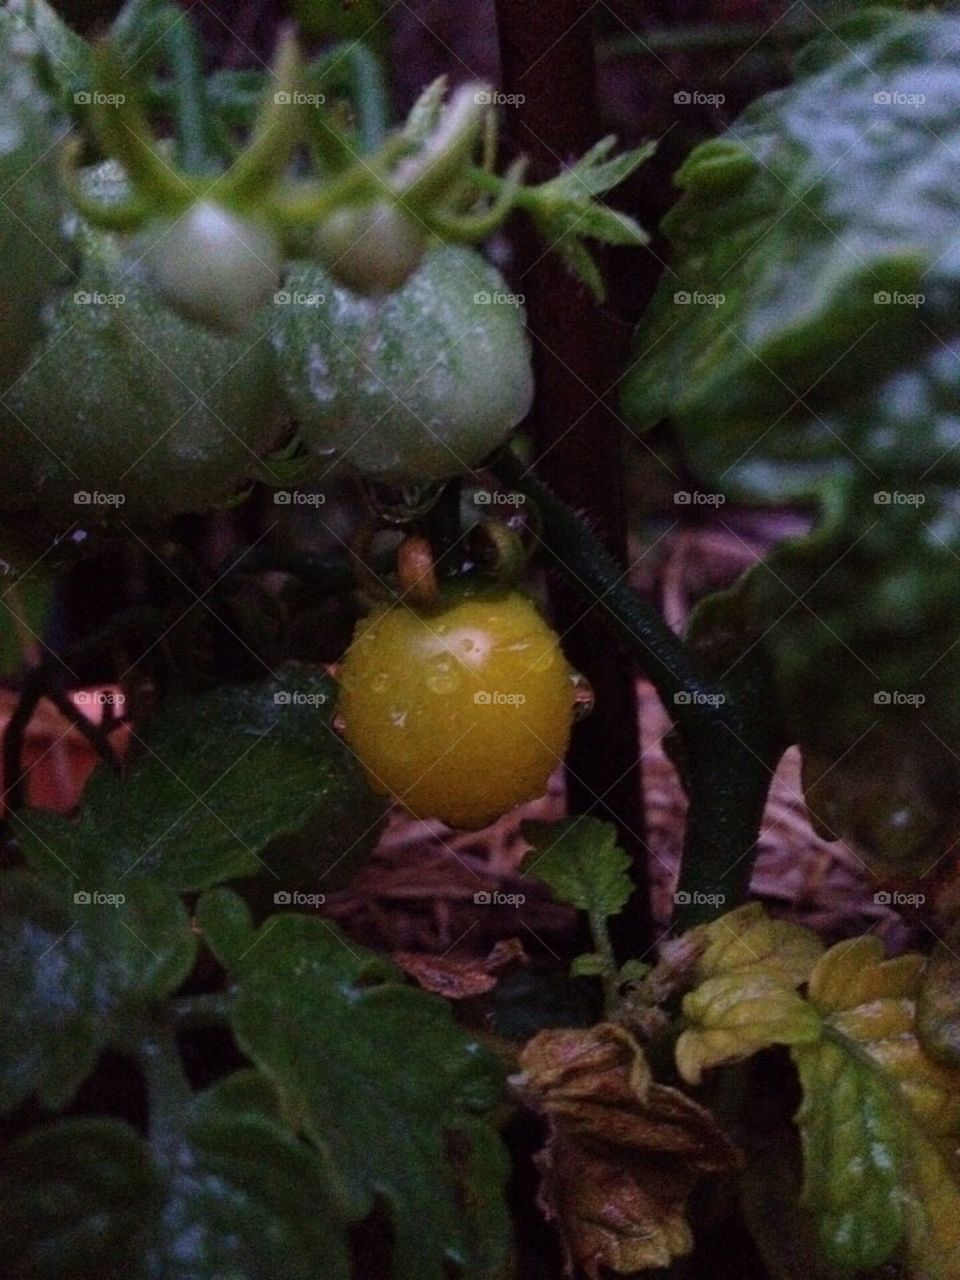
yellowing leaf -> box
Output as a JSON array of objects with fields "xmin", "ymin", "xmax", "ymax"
[
  {"xmin": 676, "ymin": 970, "xmax": 821, "ymax": 1086},
  {"xmin": 694, "ymin": 903, "xmax": 824, "ymax": 988},
  {"xmin": 514, "ymin": 1024, "xmax": 740, "ymax": 1276},
  {"xmin": 807, "ymin": 935, "xmax": 924, "ymax": 1009},
  {"xmin": 917, "ymin": 931, "xmax": 960, "ymax": 1068},
  {"xmin": 807, "ymin": 938, "xmax": 960, "ymax": 1135},
  {"xmin": 793, "ymin": 936, "xmax": 960, "ymax": 1276}
]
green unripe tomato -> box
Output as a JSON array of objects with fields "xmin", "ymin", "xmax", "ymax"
[
  {"xmin": 0, "ymin": 164, "xmax": 284, "ymax": 524},
  {"xmin": 271, "ymin": 244, "xmax": 535, "ymax": 483},
  {"xmin": 140, "ymin": 201, "xmax": 283, "ymax": 334},
  {"xmin": 0, "ymin": 14, "xmax": 68, "ymax": 391},
  {"xmin": 314, "ymin": 202, "xmax": 426, "ymax": 296},
  {"xmin": 337, "ymin": 591, "xmax": 576, "ymax": 829}
]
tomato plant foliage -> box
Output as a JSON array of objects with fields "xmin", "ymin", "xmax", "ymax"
[
  {"xmin": 623, "ymin": 10, "xmax": 960, "ymax": 875},
  {"xmin": 6, "ymin": 2, "xmax": 960, "ymax": 1278}
]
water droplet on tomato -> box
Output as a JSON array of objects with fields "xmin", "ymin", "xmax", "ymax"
[
  {"xmin": 426, "ymin": 656, "xmax": 460, "ymax": 694},
  {"xmin": 570, "ymin": 672, "xmax": 595, "ymax": 721},
  {"xmin": 332, "ymin": 711, "xmax": 348, "ymax": 735},
  {"xmin": 531, "ymin": 646, "xmax": 556, "ymax": 672}
]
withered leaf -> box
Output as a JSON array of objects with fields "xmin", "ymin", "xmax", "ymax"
[
  {"xmin": 393, "ymin": 938, "xmax": 528, "ymax": 1000},
  {"xmin": 513, "ymin": 1023, "xmax": 741, "ymax": 1276}
]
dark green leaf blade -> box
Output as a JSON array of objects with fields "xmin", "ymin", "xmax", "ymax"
[
  {"xmin": 0, "ymin": 1113, "xmax": 350, "ymax": 1280},
  {"xmin": 198, "ymin": 889, "xmax": 511, "ymax": 1280},
  {"xmin": 622, "ymin": 12, "xmax": 960, "ymax": 433},
  {"xmin": 14, "ymin": 665, "xmax": 387, "ymax": 896},
  {"xmin": 0, "ymin": 871, "xmax": 195, "ymax": 1112}
]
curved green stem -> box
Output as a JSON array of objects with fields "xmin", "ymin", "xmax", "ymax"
[
  {"xmin": 224, "ymin": 27, "xmax": 303, "ymax": 206},
  {"xmin": 160, "ymin": 15, "xmax": 216, "ymax": 174},
  {"xmin": 421, "ymin": 156, "xmax": 527, "ymax": 241},
  {"xmin": 496, "ymin": 450, "xmax": 783, "ymax": 931},
  {"xmin": 317, "ymin": 41, "xmax": 391, "ymax": 152},
  {"xmin": 588, "ymin": 909, "xmax": 620, "ymax": 1012},
  {"xmin": 91, "ymin": 44, "xmax": 193, "ymax": 211},
  {"xmin": 138, "ymin": 1024, "xmax": 192, "ymax": 1171}
]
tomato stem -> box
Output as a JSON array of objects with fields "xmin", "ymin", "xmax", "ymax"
[
  {"xmin": 494, "ymin": 0, "xmax": 651, "ymax": 956},
  {"xmin": 496, "ymin": 450, "xmax": 783, "ymax": 930}
]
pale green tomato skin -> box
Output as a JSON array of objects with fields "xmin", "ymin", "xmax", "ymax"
[
  {"xmin": 0, "ymin": 165, "xmax": 283, "ymax": 524},
  {"xmin": 0, "ymin": 15, "xmax": 68, "ymax": 393},
  {"xmin": 315, "ymin": 202, "xmax": 426, "ymax": 296},
  {"xmin": 140, "ymin": 201, "xmax": 282, "ymax": 334},
  {"xmin": 271, "ymin": 244, "xmax": 535, "ymax": 483}
]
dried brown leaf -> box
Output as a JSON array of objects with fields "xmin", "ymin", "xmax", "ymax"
[
  {"xmin": 514, "ymin": 1023, "xmax": 741, "ymax": 1276},
  {"xmin": 393, "ymin": 938, "xmax": 528, "ymax": 999}
]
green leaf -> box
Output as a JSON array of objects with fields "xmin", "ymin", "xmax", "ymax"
[
  {"xmin": 191, "ymin": 1068, "xmax": 284, "ymax": 1125},
  {"xmin": 14, "ymin": 665, "xmax": 387, "ymax": 896},
  {"xmin": 570, "ymin": 952, "xmax": 607, "ymax": 978},
  {"xmin": 684, "ymin": 415, "xmax": 960, "ymax": 872},
  {"xmin": 792, "ymin": 1040, "xmax": 905, "ymax": 1269},
  {"xmin": 525, "ymin": 138, "xmax": 652, "ymax": 300},
  {"xmin": 618, "ymin": 958, "xmax": 652, "ymax": 984},
  {"xmin": 0, "ymin": 1114, "xmax": 350, "ymax": 1280},
  {"xmin": 791, "ymin": 938, "xmax": 960, "ymax": 1277},
  {"xmin": 0, "ymin": 871, "xmax": 195, "ymax": 1112},
  {"xmin": 198, "ymin": 888, "xmax": 511, "ymax": 1280},
  {"xmin": 0, "ymin": 1119, "xmax": 158, "ymax": 1278},
  {"xmin": 5, "ymin": 0, "xmax": 93, "ymax": 101},
  {"xmin": 622, "ymin": 12, "xmax": 960, "ymax": 433},
  {"xmin": 0, "ymin": 577, "xmax": 53, "ymax": 676},
  {"xmin": 521, "ymin": 817, "xmax": 633, "ymax": 918}
]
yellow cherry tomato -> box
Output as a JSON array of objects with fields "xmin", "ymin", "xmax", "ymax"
[{"xmin": 337, "ymin": 592, "xmax": 576, "ymax": 828}]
